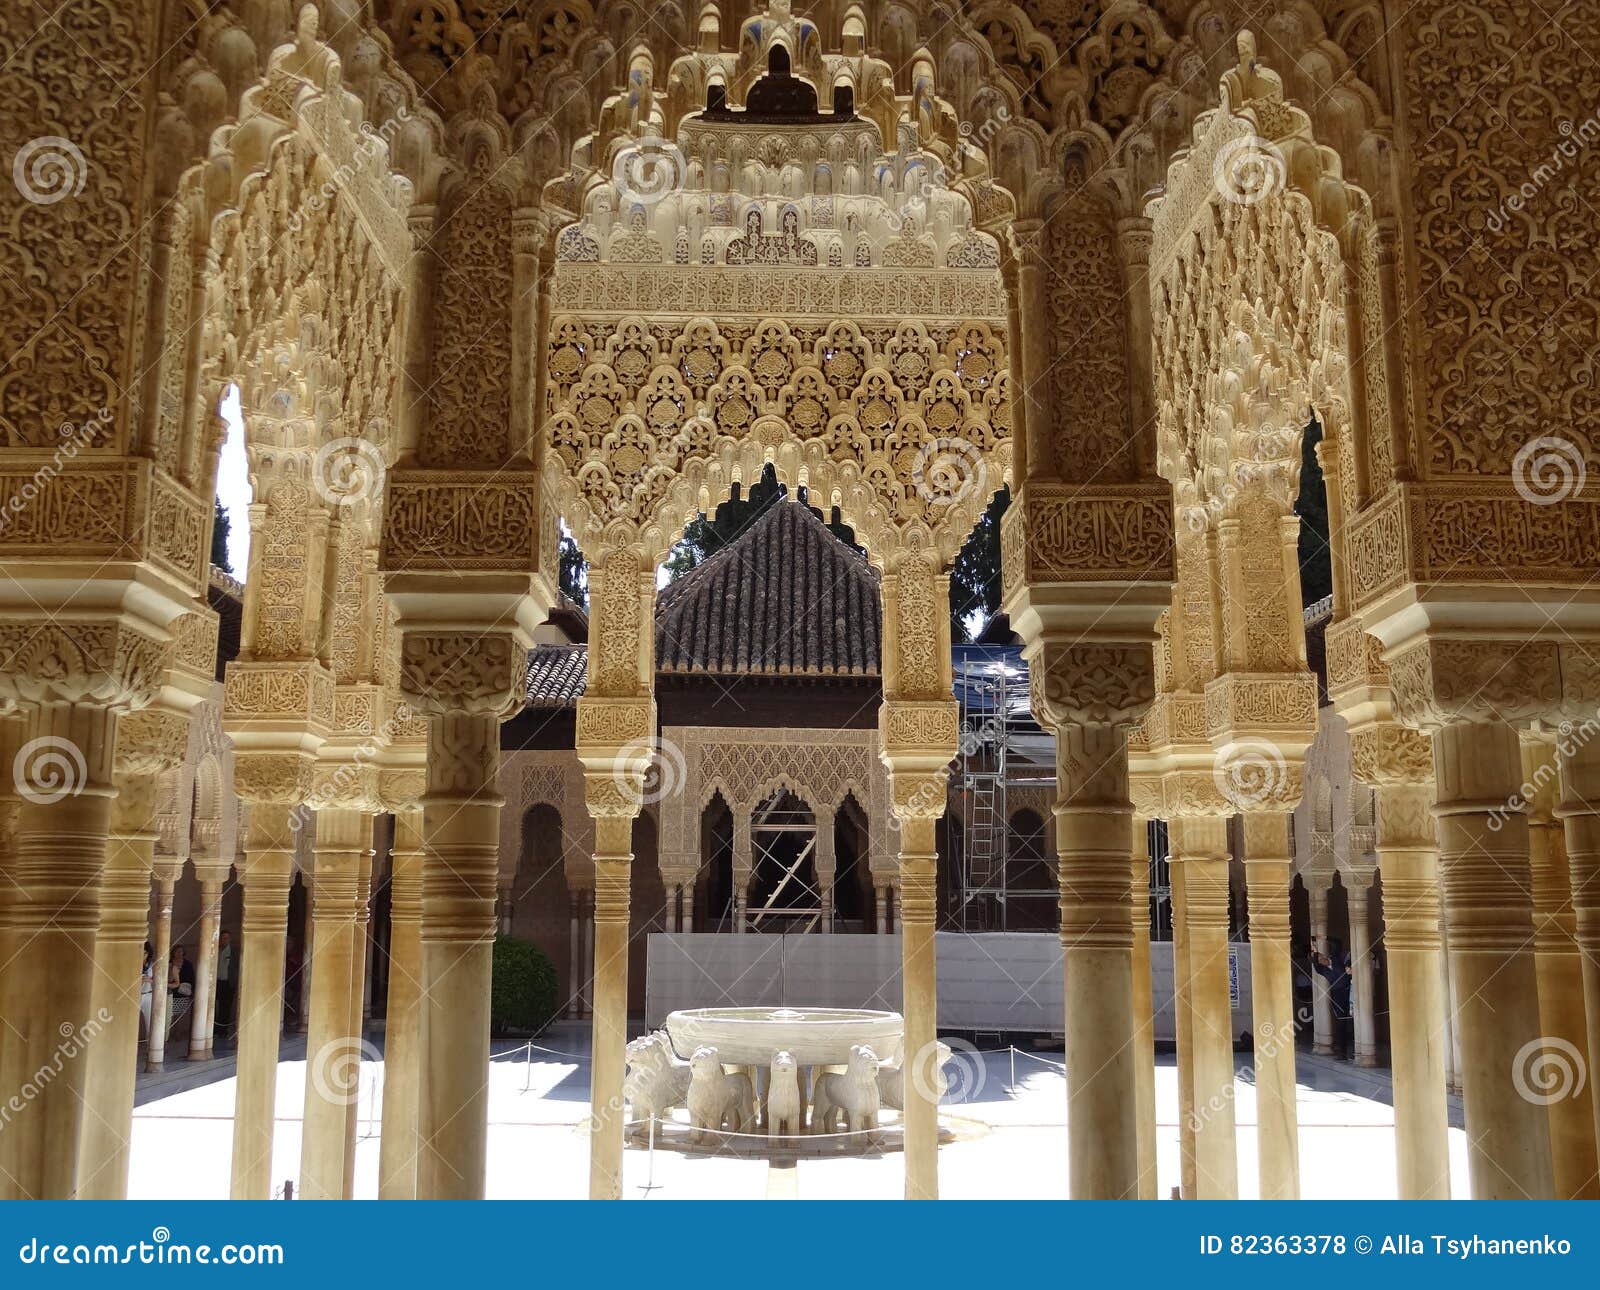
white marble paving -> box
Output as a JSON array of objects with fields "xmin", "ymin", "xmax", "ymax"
[{"xmin": 128, "ymin": 1040, "xmax": 1472, "ymax": 1201}]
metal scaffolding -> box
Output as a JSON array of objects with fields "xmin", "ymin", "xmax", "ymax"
[{"xmin": 950, "ymin": 644, "xmax": 1057, "ymax": 930}]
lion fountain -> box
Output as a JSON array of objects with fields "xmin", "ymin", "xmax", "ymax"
[{"xmin": 620, "ymin": 1007, "xmax": 961, "ymax": 1155}]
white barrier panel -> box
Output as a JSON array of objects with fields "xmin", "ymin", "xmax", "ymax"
[{"xmin": 646, "ymin": 932, "xmax": 1253, "ymax": 1042}]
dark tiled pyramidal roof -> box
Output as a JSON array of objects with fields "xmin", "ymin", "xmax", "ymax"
[
  {"xmin": 656, "ymin": 501, "xmax": 881, "ymax": 676},
  {"xmin": 523, "ymin": 502, "xmax": 881, "ymax": 705}
]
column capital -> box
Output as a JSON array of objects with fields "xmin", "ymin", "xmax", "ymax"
[
  {"xmin": 1388, "ymin": 638, "xmax": 1565, "ymax": 730},
  {"xmin": 398, "ymin": 631, "xmax": 526, "ymax": 720},
  {"xmin": 1030, "ymin": 640, "xmax": 1157, "ymax": 729},
  {"xmin": 0, "ymin": 620, "xmax": 168, "ymax": 712}
]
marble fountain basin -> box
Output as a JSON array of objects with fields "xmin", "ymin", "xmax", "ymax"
[{"xmin": 664, "ymin": 1007, "xmax": 904, "ymax": 1067}]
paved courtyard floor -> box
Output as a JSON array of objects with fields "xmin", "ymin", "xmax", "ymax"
[{"xmin": 128, "ymin": 1024, "xmax": 1471, "ymax": 1200}]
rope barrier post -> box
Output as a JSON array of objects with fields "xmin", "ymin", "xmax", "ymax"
[
  {"xmin": 1009, "ymin": 1045, "xmax": 1016, "ymax": 1095},
  {"xmin": 522, "ymin": 1040, "xmax": 533, "ymax": 1093},
  {"xmin": 638, "ymin": 1115, "xmax": 663, "ymax": 1197}
]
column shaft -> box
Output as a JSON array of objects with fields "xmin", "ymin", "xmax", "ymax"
[
  {"xmin": 1171, "ymin": 817, "xmax": 1237, "ymax": 1199},
  {"xmin": 188, "ymin": 874, "xmax": 224, "ymax": 1060},
  {"xmin": 900, "ymin": 842, "xmax": 940, "ymax": 1200},
  {"xmin": 1558, "ymin": 737, "xmax": 1600, "ymax": 1187},
  {"xmin": 419, "ymin": 713, "xmax": 501, "ymax": 1200},
  {"xmin": 588, "ymin": 832, "xmax": 632, "ymax": 1199},
  {"xmin": 7, "ymin": 701, "xmax": 118, "ymax": 1198},
  {"xmin": 1348, "ymin": 884, "xmax": 1379, "ymax": 1067},
  {"xmin": 1054, "ymin": 723, "xmax": 1138, "ymax": 1198},
  {"xmin": 299, "ymin": 813, "xmax": 364, "ymax": 1201},
  {"xmin": 1241, "ymin": 814, "xmax": 1299, "ymax": 1200},
  {"xmin": 1170, "ymin": 852, "xmax": 1197, "ymax": 1199},
  {"xmin": 1130, "ymin": 819, "xmax": 1157, "ymax": 1200},
  {"xmin": 229, "ymin": 804, "xmax": 295, "ymax": 1199},
  {"xmin": 379, "ymin": 814, "xmax": 424, "ymax": 1199},
  {"xmin": 145, "ymin": 875, "xmax": 177, "ymax": 1070},
  {"xmin": 1375, "ymin": 783, "xmax": 1451, "ymax": 1199},
  {"xmin": 77, "ymin": 773, "xmax": 160, "ymax": 1200},
  {"xmin": 1432, "ymin": 721, "xmax": 1554, "ymax": 1199},
  {"xmin": 1528, "ymin": 738, "xmax": 1599, "ymax": 1198}
]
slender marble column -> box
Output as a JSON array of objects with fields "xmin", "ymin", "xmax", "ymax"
[
  {"xmin": 1374, "ymin": 782, "xmax": 1451, "ymax": 1199},
  {"xmin": 229, "ymin": 804, "xmax": 296, "ymax": 1200},
  {"xmin": 145, "ymin": 863, "xmax": 180, "ymax": 1071},
  {"xmin": 188, "ymin": 869, "xmax": 225, "ymax": 1059},
  {"xmin": 7, "ymin": 701, "xmax": 119, "ymax": 1198},
  {"xmin": 343, "ymin": 840, "xmax": 374, "ymax": 1199},
  {"xmin": 379, "ymin": 813, "xmax": 424, "ymax": 1199},
  {"xmin": 588, "ymin": 816, "xmax": 634, "ymax": 1199},
  {"xmin": 1433, "ymin": 720, "xmax": 1554, "ymax": 1199},
  {"xmin": 1526, "ymin": 737, "xmax": 1599, "ymax": 1198},
  {"xmin": 1346, "ymin": 878, "xmax": 1379, "ymax": 1068},
  {"xmin": 1241, "ymin": 812, "xmax": 1299, "ymax": 1199},
  {"xmin": 1130, "ymin": 818, "xmax": 1157, "ymax": 1200},
  {"xmin": 300, "ymin": 810, "xmax": 365, "ymax": 1201},
  {"xmin": 419, "ymin": 714, "xmax": 501, "ymax": 1200},
  {"xmin": 1054, "ymin": 724, "xmax": 1138, "ymax": 1199},
  {"xmin": 1170, "ymin": 816, "xmax": 1237, "ymax": 1199},
  {"xmin": 1170, "ymin": 852, "xmax": 1197, "ymax": 1199},
  {"xmin": 1306, "ymin": 876, "xmax": 1335, "ymax": 1054},
  {"xmin": 77, "ymin": 769, "xmax": 161, "ymax": 1199},
  {"xmin": 1557, "ymin": 735, "xmax": 1600, "ymax": 1186},
  {"xmin": 898, "ymin": 835, "xmax": 941, "ymax": 1200}
]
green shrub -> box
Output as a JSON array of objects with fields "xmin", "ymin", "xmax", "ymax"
[{"xmin": 490, "ymin": 934, "xmax": 559, "ymax": 1037}]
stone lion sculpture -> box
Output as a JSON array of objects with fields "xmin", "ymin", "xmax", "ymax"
[
  {"xmin": 687, "ymin": 1046, "xmax": 755, "ymax": 1144},
  {"xmin": 766, "ymin": 1050, "xmax": 801, "ymax": 1142},
  {"xmin": 812, "ymin": 1044, "xmax": 881, "ymax": 1139},
  {"xmin": 623, "ymin": 1030, "xmax": 690, "ymax": 1128},
  {"xmin": 877, "ymin": 1040, "xmax": 951, "ymax": 1111}
]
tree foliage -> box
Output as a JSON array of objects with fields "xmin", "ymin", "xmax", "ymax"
[
  {"xmin": 949, "ymin": 486, "xmax": 1008, "ymax": 642},
  {"xmin": 210, "ymin": 498, "xmax": 231, "ymax": 573},
  {"xmin": 1296, "ymin": 419, "xmax": 1333, "ymax": 609},
  {"xmin": 558, "ymin": 531, "xmax": 589, "ymax": 609},
  {"xmin": 490, "ymin": 934, "xmax": 559, "ymax": 1036}
]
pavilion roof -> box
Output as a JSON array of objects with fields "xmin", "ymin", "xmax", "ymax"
[{"xmin": 523, "ymin": 501, "xmax": 881, "ymax": 706}]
